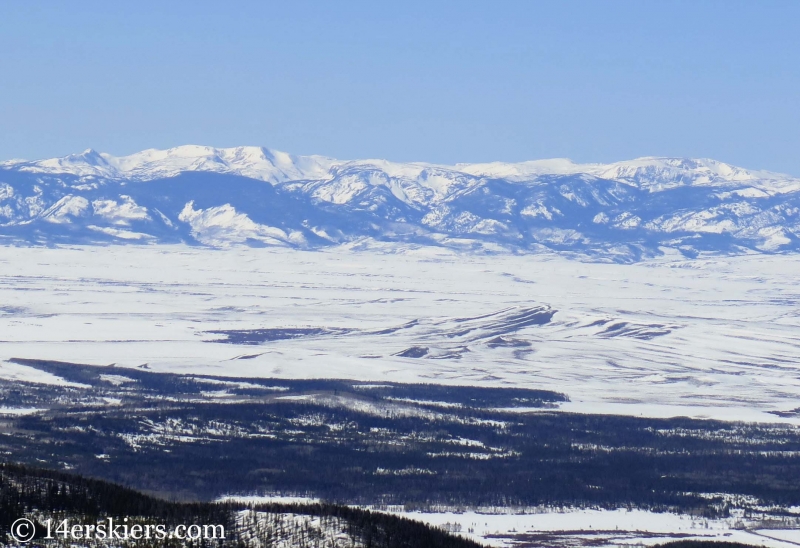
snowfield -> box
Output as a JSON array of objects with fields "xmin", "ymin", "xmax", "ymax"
[
  {"xmin": 221, "ymin": 503, "xmax": 800, "ymax": 548},
  {"xmin": 389, "ymin": 507, "xmax": 800, "ymax": 548},
  {"xmin": 1, "ymin": 244, "xmax": 800, "ymax": 424}
]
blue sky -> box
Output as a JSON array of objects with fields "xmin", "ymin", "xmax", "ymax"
[{"xmin": 1, "ymin": 1, "xmax": 799, "ymax": 173}]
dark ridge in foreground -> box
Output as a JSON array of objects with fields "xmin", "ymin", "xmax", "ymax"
[{"xmin": 0, "ymin": 463, "xmax": 481, "ymax": 548}]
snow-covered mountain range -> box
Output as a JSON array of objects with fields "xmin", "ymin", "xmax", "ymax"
[{"xmin": 2, "ymin": 145, "xmax": 799, "ymax": 260}]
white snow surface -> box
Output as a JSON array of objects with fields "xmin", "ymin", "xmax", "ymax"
[
  {"xmin": 217, "ymin": 495, "xmax": 320, "ymax": 505},
  {"xmin": 2, "ymin": 245, "xmax": 800, "ymax": 424},
  {"xmin": 0, "ymin": 406, "xmax": 41, "ymax": 416},
  {"xmin": 386, "ymin": 507, "xmax": 800, "ymax": 548}
]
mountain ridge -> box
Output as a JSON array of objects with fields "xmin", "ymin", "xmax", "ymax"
[
  {"xmin": 2, "ymin": 145, "xmax": 799, "ymax": 260},
  {"xmin": 4, "ymin": 145, "xmax": 797, "ymax": 191}
]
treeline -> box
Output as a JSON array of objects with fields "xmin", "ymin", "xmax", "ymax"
[
  {"xmin": 4, "ymin": 360, "xmax": 800, "ymax": 513},
  {"xmin": 249, "ymin": 502, "xmax": 482, "ymax": 548},
  {"xmin": 6, "ymin": 357, "xmax": 567, "ymax": 408},
  {"xmin": 0, "ymin": 462, "xmax": 233, "ymax": 544},
  {"xmin": 13, "ymin": 399, "xmax": 796, "ymax": 513},
  {"xmin": 0, "ymin": 462, "xmax": 481, "ymax": 548}
]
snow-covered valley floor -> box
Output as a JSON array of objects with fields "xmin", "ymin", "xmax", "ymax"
[
  {"xmin": 223, "ymin": 498, "xmax": 800, "ymax": 548},
  {"xmin": 391, "ymin": 507, "xmax": 800, "ymax": 548},
  {"xmin": 2, "ymin": 244, "xmax": 800, "ymax": 423}
]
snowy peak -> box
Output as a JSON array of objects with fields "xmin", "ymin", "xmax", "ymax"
[
  {"xmin": 30, "ymin": 148, "xmax": 114, "ymax": 177},
  {"xmin": 460, "ymin": 156, "xmax": 798, "ymax": 194},
  {"xmin": 5, "ymin": 145, "xmax": 339, "ymax": 185},
  {"xmin": 458, "ymin": 158, "xmax": 591, "ymax": 180},
  {"xmin": 590, "ymin": 157, "xmax": 778, "ymax": 192},
  {"xmin": 2, "ymin": 146, "xmax": 800, "ymax": 259}
]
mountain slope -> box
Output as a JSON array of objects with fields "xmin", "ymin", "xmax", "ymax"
[
  {"xmin": 2, "ymin": 145, "xmax": 799, "ymax": 260},
  {"xmin": 0, "ymin": 463, "xmax": 480, "ymax": 548}
]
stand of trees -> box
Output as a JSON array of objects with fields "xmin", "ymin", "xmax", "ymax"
[
  {"xmin": 0, "ymin": 463, "xmax": 481, "ymax": 548},
  {"xmin": 3, "ymin": 359, "xmax": 800, "ymax": 515}
]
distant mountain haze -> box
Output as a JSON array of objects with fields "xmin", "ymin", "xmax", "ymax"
[{"xmin": 2, "ymin": 145, "xmax": 799, "ymax": 261}]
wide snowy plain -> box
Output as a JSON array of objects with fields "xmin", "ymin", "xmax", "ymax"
[
  {"xmin": 5, "ymin": 243, "xmax": 800, "ymax": 547},
  {"xmin": 2, "ymin": 243, "xmax": 799, "ymax": 424}
]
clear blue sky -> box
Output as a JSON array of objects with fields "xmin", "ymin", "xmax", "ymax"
[{"xmin": 2, "ymin": 1, "xmax": 799, "ymax": 174}]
